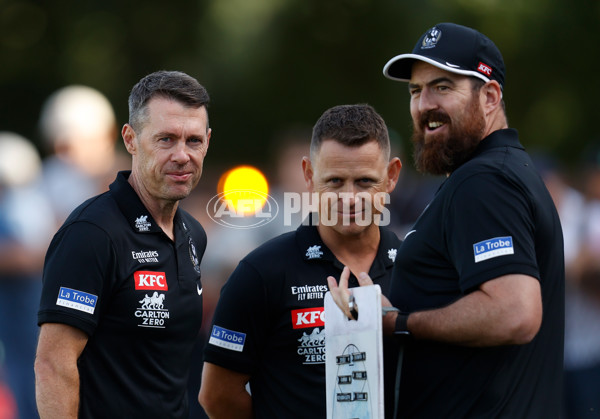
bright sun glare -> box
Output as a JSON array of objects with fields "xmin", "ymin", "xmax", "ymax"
[{"xmin": 218, "ymin": 165, "xmax": 269, "ymax": 216}]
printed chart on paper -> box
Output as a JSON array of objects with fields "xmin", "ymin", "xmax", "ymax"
[{"xmin": 325, "ymin": 285, "xmax": 383, "ymax": 419}]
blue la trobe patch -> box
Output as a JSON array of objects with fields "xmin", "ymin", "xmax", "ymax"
[
  {"xmin": 473, "ymin": 236, "xmax": 514, "ymax": 263},
  {"xmin": 56, "ymin": 287, "xmax": 98, "ymax": 314},
  {"xmin": 209, "ymin": 325, "xmax": 246, "ymax": 352}
]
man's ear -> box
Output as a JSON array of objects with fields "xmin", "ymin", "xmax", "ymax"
[
  {"xmin": 386, "ymin": 157, "xmax": 402, "ymax": 193},
  {"xmin": 302, "ymin": 156, "xmax": 314, "ymax": 192},
  {"xmin": 205, "ymin": 128, "xmax": 212, "ymax": 151},
  {"xmin": 482, "ymin": 81, "xmax": 503, "ymax": 115},
  {"xmin": 122, "ymin": 124, "xmax": 137, "ymax": 155}
]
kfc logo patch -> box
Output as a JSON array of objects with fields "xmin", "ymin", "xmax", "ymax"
[
  {"xmin": 292, "ymin": 307, "xmax": 324, "ymax": 329},
  {"xmin": 477, "ymin": 62, "xmax": 493, "ymax": 76},
  {"xmin": 134, "ymin": 271, "xmax": 168, "ymax": 291}
]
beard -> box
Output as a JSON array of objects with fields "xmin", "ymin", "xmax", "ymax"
[{"xmin": 411, "ymin": 93, "xmax": 486, "ymax": 175}]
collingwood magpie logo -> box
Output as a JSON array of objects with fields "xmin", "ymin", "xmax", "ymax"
[
  {"xmin": 189, "ymin": 237, "xmax": 201, "ymax": 274},
  {"xmin": 387, "ymin": 248, "xmax": 397, "ymax": 262},
  {"xmin": 421, "ymin": 26, "xmax": 441, "ymax": 49}
]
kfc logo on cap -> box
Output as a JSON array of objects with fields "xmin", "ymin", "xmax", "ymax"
[
  {"xmin": 477, "ymin": 62, "xmax": 493, "ymax": 76},
  {"xmin": 134, "ymin": 271, "xmax": 168, "ymax": 291}
]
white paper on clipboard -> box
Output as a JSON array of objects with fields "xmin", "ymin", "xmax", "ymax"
[{"xmin": 325, "ymin": 284, "xmax": 383, "ymax": 419}]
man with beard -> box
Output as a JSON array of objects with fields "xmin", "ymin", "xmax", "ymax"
[{"xmin": 328, "ymin": 23, "xmax": 565, "ymax": 418}]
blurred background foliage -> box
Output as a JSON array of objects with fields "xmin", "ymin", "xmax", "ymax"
[{"xmin": 1, "ymin": 0, "xmax": 599, "ymax": 178}]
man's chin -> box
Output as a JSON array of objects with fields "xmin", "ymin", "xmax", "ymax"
[
  {"xmin": 165, "ymin": 186, "xmax": 193, "ymax": 202},
  {"xmin": 422, "ymin": 128, "xmax": 448, "ymax": 145},
  {"xmin": 330, "ymin": 221, "xmax": 374, "ymax": 237}
]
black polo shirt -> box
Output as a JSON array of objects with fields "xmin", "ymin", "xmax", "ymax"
[
  {"xmin": 203, "ymin": 222, "xmax": 401, "ymax": 418},
  {"xmin": 391, "ymin": 129, "xmax": 565, "ymax": 418},
  {"xmin": 38, "ymin": 171, "xmax": 206, "ymax": 418}
]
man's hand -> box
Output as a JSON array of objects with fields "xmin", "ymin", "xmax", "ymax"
[
  {"xmin": 328, "ymin": 267, "xmax": 400, "ymax": 333},
  {"xmin": 327, "ymin": 266, "xmax": 374, "ymax": 320}
]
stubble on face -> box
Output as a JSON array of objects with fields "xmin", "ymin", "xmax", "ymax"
[
  {"xmin": 411, "ymin": 90, "xmax": 486, "ymax": 175},
  {"xmin": 311, "ymin": 140, "xmax": 390, "ymax": 237},
  {"xmin": 130, "ymin": 99, "xmax": 209, "ymax": 207}
]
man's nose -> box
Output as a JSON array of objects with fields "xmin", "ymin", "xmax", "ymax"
[{"xmin": 171, "ymin": 141, "xmax": 191, "ymax": 164}]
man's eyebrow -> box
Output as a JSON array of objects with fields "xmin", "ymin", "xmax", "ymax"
[
  {"xmin": 408, "ymin": 76, "xmax": 456, "ymax": 91},
  {"xmin": 429, "ymin": 77, "xmax": 455, "ymax": 86},
  {"xmin": 153, "ymin": 131, "xmax": 175, "ymax": 139}
]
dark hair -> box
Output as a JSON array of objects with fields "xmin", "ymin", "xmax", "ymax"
[
  {"xmin": 128, "ymin": 70, "xmax": 210, "ymax": 132},
  {"xmin": 310, "ymin": 104, "xmax": 390, "ymax": 160}
]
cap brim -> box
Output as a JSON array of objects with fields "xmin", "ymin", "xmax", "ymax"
[{"xmin": 383, "ymin": 53, "xmax": 491, "ymax": 84}]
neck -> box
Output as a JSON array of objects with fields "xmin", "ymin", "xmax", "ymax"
[
  {"xmin": 317, "ymin": 224, "xmax": 380, "ymax": 276},
  {"xmin": 128, "ymin": 172, "xmax": 178, "ymax": 240},
  {"xmin": 482, "ymin": 110, "xmax": 509, "ymax": 139}
]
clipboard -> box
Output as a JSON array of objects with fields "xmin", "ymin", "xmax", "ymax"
[{"xmin": 325, "ymin": 285, "xmax": 383, "ymax": 419}]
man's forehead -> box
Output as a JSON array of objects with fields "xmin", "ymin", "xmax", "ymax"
[
  {"xmin": 317, "ymin": 138, "xmax": 383, "ymax": 153},
  {"xmin": 313, "ymin": 140, "xmax": 386, "ymax": 165},
  {"xmin": 409, "ymin": 61, "xmax": 468, "ymax": 84},
  {"xmin": 146, "ymin": 96, "xmax": 207, "ymax": 114}
]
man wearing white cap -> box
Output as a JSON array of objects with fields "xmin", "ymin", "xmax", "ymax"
[{"xmin": 328, "ymin": 23, "xmax": 565, "ymax": 418}]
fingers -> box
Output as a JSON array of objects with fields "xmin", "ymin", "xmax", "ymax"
[
  {"xmin": 327, "ymin": 267, "xmax": 353, "ymax": 319},
  {"xmin": 339, "ymin": 266, "xmax": 351, "ymax": 289},
  {"xmin": 327, "ymin": 267, "xmax": 374, "ymax": 321},
  {"xmin": 326, "ymin": 275, "xmax": 338, "ymax": 291},
  {"xmin": 357, "ymin": 272, "xmax": 374, "ymax": 287}
]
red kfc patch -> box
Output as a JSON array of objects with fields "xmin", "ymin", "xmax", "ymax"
[
  {"xmin": 134, "ymin": 271, "xmax": 168, "ymax": 291},
  {"xmin": 291, "ymin": 307, "xmax": 324, "ymax": 329},
  {"xmin": 477, "ymin": 62, "xmax": 493, "ymax": 76}
]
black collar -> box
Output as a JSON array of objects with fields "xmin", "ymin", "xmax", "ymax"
[
  {"xmin": 473, "ymin": 128, "xmax": 524, "ymax": 157},
  {"xmin": 294, "ymin": 215, "xmax": 399, "ymax": 279},
  {"xmin": 109, "ymin": 170, "xmax": 184, "ymax": 235}
]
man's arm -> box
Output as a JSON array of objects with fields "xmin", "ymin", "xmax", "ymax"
[
  {"xmin": 328, "ymin": 269, "xmax": 542, "ymax": 347},
  {"xmin": 199, "ymin": 362, "xmax": 253, "ymax": 419},
  {"xmin": 395, "ymin": 274, "xmax": 542, "ymax": 346},
  {"xmin": 35, "ymin": 323, "xmax": 88, "ymax": 419}
]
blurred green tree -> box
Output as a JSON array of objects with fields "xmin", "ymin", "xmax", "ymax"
[{"xmin": 0, "ymin": 0, "xmax": 597, "ymax": 171}]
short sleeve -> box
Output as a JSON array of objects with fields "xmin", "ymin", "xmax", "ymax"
[
  {"xmin": 38, "ymin": 221, "xmax": 116, "ymax": 336},
  {"xmin": 203, "ymin": 260, "xmax": 269, "ymax": 375},
  {"xmin": 446, "ymin": 173, "xmax": 540, "ymax": 292}
]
